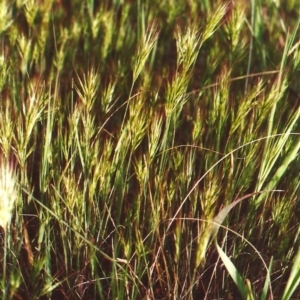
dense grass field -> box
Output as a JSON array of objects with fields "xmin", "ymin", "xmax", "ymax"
[{"xmin": 0, "ymin": 0, "xmax": 299, "ymax": 299}]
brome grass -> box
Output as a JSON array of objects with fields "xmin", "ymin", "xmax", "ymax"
[{"xmin": 0, "ymin": 0, "xmax": 299, "ymax": 299}]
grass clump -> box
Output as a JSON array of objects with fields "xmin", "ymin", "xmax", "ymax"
[{"xmin": 0, "ymin": 0, "xmax": 299, "ymax": 299}]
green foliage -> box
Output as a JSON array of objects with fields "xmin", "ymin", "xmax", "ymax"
[{"xmin": 0, "ymin": 0, "xmax": 299, "ymax": 299}]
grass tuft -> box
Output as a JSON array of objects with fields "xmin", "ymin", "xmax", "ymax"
[{"xmin": 0, "ymin": 1, "xmax": 299, "ymax": 299}]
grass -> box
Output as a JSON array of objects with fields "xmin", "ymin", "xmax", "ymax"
[{"xmin": 0, "ymin": 0, "xmax": 299, "ymax": 299}]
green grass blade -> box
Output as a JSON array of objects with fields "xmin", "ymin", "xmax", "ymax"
[
  {"xmin": 260, "ymin": 256, "xmax": 273, "ymax": 300},
  {"xmin": 215, "ymin": 241, "xmax": 249, "ymax": 299},
  {"xmin": 281, "ymin": 247, "xmax": 300, "ymax": 300}
]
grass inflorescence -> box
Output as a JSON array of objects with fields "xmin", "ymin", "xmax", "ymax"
[{"xmin": 0, "ymin": 0, "xmax": 299, "ymax": 299}]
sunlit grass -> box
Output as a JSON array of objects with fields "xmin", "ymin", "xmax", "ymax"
[{"xmin": 0, "ymin": 0, "xmax": 299, "ymax": 299}]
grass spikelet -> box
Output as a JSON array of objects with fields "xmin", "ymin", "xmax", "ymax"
[
  {"xmin": 0, "ymin": 1, "xmax": 13, "ymax": 33},
  {"xmin": 133, "ymin": 22, "xmax": 159, "ymax": 84},
  {"xmin": 0, "ymin": 160, "xmax": 17, "ymax": 230}
]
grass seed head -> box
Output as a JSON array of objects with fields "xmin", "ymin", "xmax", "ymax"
[{"xmin": 0, "ymin": 161, "xmax": 17, "ymax": 230}]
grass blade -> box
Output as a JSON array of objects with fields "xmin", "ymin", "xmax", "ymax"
[
  {"xmin": 215, "ymin": 242, "xmax": 249, "ymax": 299},
  {"xmin": 281, "ymin": 247, "xmax": 300, "ymax": 300}
]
